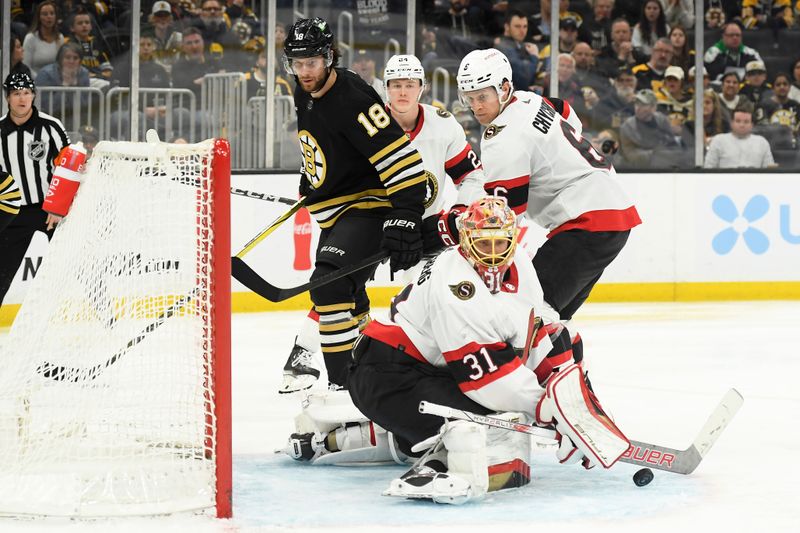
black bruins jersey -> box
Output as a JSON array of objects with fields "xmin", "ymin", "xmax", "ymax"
[
  {"xmin": 294, "ymin": 68, "xmax": 426, "ymax": 228},
  {"xmin": 756, "ymin": 99, "xmax": 800, "ymax": 133}
]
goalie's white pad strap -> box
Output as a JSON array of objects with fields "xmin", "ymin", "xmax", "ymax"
[
  {"xmin": 546, "ymin": 364, "xmax": 630, "ymax": 468},
  {"xmin": 294, "ymin": 389, "xmax": 368, "ymax": 434}
]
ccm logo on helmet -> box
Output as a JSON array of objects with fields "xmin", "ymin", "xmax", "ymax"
[{"xmin": 384, "ymin": 219, "xmax": 416, "ymax": 230}]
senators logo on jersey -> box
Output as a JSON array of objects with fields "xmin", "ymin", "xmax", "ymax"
[
  {"xmin": 423, "ymin": 170, "xmax": 438, "ymax": 209},
  {"xmin": 298, "ymin": 130, "xmax": 327, "ymax": 188},
  {"xmin": 449, "ymin": 281, "xmax": 475, "ymax": 300},
  {"xmin": 483, "ymin": 124, "xmax": 505, "ymax": 140}
]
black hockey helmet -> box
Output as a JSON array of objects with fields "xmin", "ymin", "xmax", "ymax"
[
  {"xmin": 3, "ymin": 72, "xmax": 36, "ymax": 95},
  {"xmin": 284, "ymin": 17, "xmax": 333, "ymax": 62}
]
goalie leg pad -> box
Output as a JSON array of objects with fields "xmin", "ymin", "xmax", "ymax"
[
  {"xmin": 485, "ymin": 412, "xmax": 532, "ymax": 491},
  {"xmin": 537, "ymin": 364, "xmax": 629, "ymax": 469}
]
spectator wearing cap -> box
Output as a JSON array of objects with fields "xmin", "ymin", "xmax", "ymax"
[
  {"xmin": 704, "ymin": 21, "xmax": 763, "ymax": 82},
  {"xmin": 592, "ymin": 66, "xmax": 637, "ymax": 130},
  {"xmin": 687, "ymin": 65, "xmax": 710, "ymax": 95},
  {"xmin": 537, "ymin": 16, "xmax": 581, "ymax": 77},
  {"xmin": 704, "ymin": 105, "xmax": 774, "ymax": 168},
  {"xmin": 245, "ymin": 48, "xmax": 293, "ymax": 98},
  {"xmin": 148, "ymin": 1, "xmax": 183, "ymax": 70},
  {"xmin": 23, "ymin": 1, "xmax": 65, "ymax": 77},
  {"xmin": 582, "ymin": 0, "xmax": 613, "ymax": 52},
  {"xmin": 739, "ymin": 60, "xmax": 773, "ymax": 107},
  {"xmin": 657, "ymin": 65, "xmax": 691, "ymax": 127},
  {"xmin": 350, "ymin": 50, "xmax": 386, "ymax": 102},
  {"xmin": 495, "ymin": 10, "xmax": 540, "ymax": 92},
  {"xmin": 529, "ymin": 0, "xmax": 584, "ymax": 44},
  {"xmin": 632, "ymin": 37, "xmax": 673, "ymax": 92},
  {"xmin": 0, "ymin": 72, "xmax": 69, "ymax": 306},
  {"xmin": 718, "ymin": 71, "xmax": 742, "ymax": 115},
  {"xmin": 632, "ymin": 0, "xmax": 670, "ymax": 57},
  {"xmin": 597, "ymin": 19, "xmax": 644, "ymax": 78},
  {"xmin": 755, "ymin": 72, "xmax": 800, "ymax": 140},
  {"xmin": 78, "ymin": 125, "xmax": 98, "ymax": 157},
  {"xmin": 620, "ymin": 88, "xmax": 682, "ymax": 167}
]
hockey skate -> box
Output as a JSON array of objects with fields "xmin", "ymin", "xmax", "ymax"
[
  {"xmin": 279, "ymin": 342, "xmax": 321, "ymax": 394},
  {"xmin": 383, "ymin": 460, "xmax": 473, "ymax": 505}
]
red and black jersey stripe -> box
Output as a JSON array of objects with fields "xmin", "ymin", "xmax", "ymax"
[
  {"xmin": 484, "ymin": 175, "xmax": 529, "ymax": 215},
  {"xmin": 445, "ymin": 144, "xmax": 481, "ymax": 186},
  {"xmin": 443, "ymin": 341, "xmax": 521, "ymax": 393}
]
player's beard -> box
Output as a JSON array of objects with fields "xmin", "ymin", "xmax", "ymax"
[{"xmin": 299, "ymin": 70, "xmax": 328, "ymax": 94}]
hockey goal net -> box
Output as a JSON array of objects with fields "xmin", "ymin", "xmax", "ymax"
[{"xmin": 0, "ymin": 137, "xmax": 231, "ymax": 517}]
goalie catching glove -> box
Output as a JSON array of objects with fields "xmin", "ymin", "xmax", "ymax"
[
  {"xmin": 382, "ymin": 209, "xmax": 423, "ymax": 272},
  {"xmin": 535, "ymin": 364, "xmax": 630, "ymax": 469}
]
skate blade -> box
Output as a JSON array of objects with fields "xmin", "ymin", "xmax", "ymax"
[{"xmin": 278, "ymin": 373, "xmax": 318, "ymax": 394}]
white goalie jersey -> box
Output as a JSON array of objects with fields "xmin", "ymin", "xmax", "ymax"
[
  {"xmin": 481, "ymin": 91, "xmax": 641, "ymax": 236},
  {"xmin": 405, "ymin": 104, "xmax": 485, "ymax": 217},
  {"xmin": 364, "ymin": 247, "xmax": 567, "ymax": 418}
]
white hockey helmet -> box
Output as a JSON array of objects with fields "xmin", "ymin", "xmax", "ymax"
[
  {"xmin": 384, "ymin": 54, "xmax": 425, "ymax": 101},
  {"xmin": 457, "ymin": 48, "xmax": 514, "ymax": 106}
]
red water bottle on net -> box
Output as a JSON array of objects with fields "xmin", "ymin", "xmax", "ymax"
[
  {"xmin": 293, "ymin": 206, "xmax": 312, "ymax": 270},
  {"xmin": 43, "ymin": 142, "xmax": 88, "ymax": 216}
]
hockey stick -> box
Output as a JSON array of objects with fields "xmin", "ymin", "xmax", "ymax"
[
  {"xmin": 37, "ymin": 287, "xmax": 200, "ymax": 382},
  {"xmin": 232, "ymin": 251, "xmax": 388, "ymax": 302},
  {"xmin": 234, "ymin": 197, "xmax": 305, "ymax": 259},
  {"xmin": 419, "ymin": 388, "xmax": 743, "ymax": 475}
]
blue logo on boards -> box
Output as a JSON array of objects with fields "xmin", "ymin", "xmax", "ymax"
[{"xmin": 711, "ymin": 195, "xmax": 769, "ymax": 255}]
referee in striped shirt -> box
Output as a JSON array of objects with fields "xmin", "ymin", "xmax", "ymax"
[{"xmin": 0, "ymin": 72, "xmax": 69, "ymax": 306}]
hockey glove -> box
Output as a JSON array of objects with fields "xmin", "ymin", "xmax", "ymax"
[
  {"xmin": 421, "ymin": 205, "xmax": 465, "ymax": 254},
  {"xmin": 382, "ymin": 210, "xmax": 423, "ymax": 273}
]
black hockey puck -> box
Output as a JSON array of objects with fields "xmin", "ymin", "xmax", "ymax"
[{"xmin": 633, "ymin": 467, "xmax": 654, "ymax": 487}]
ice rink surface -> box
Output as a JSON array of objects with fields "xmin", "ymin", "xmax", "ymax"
[{"xmin": 1, "ymin": 301, "xmax": 797, "ymax": 532}]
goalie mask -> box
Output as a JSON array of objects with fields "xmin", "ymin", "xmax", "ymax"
[
  {"xmin": 459, "ymin": 197, "xmax": 519, "ymax": 294},
  {"xmin": 283, "ymin": 17, "xmax": 334, "ymax": 75}
]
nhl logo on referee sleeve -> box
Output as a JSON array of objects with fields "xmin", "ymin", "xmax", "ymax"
[
  {"xmin": 483, "ymin": 124, "xmax": 505, "ymax": 140},
  {"xmin": 449, "ymin": 281, "xmax": 475, "ymax": 300},
  {"xmin": 27, "ymin": 140, "xmax": 46, "ymax": 161}
]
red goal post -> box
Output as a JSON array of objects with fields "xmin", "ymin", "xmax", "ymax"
[{"xmin": 0, "ymin": 137, "xmax": 232, "ymax": 518}]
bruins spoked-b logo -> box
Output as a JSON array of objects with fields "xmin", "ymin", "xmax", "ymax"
[
  {"xmin": 423, "ymin": 170, "xmax": 438, "ymax": 209},
  {"xmin": 27, "ymin": 140, "xmax": 46, "ymax": 161},
  {"xmin": 298, "ymin": 130, "xmax": 327, "ymax": 188},
  {"xmin": 483, "ymin": 124, "xmax": 505, "ymax": 140},
  {"xmin": 449, "ymin": 281, "xmax": 475, "ymax": 300}
]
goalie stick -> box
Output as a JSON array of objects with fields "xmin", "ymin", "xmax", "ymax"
[
  {"xmin": 232, "ymin": 251, "xmax": 388, "ymax": 302},
  {"xmin": 37, "ymin": 287, "xmax": 200, "ymax": 382},
  {"xmin": 419, "ymin": 388, "xmax": 743, "ymax": 475}
]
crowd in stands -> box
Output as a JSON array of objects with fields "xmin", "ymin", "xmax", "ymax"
[
  {"xmin": 8, "ymin": 0, "xmax": 276, "ymax": 143},
  {"xmin": 8, "ymin": 1, "xmax": 800, "ymax": 169},
  {"xmin": 420, "ymin": 0, "xmax": 800, "ymax": 169}
]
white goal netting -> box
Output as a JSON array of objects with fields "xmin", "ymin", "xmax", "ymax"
[{"xmin": 0, "ymin": 138, "xmax": 230, "ymax": 517}]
